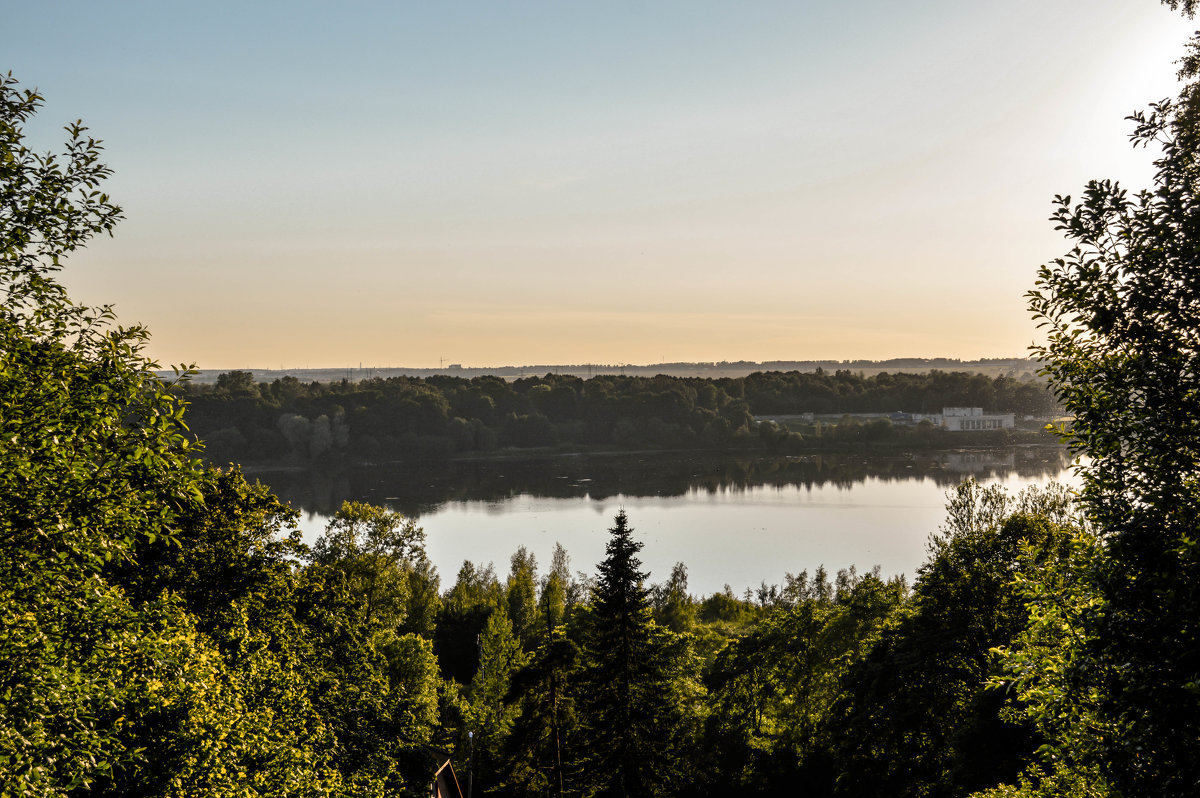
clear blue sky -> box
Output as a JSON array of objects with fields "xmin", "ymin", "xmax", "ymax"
[{"xmin": 6, "ymin": 1, "xmax": 1195, "ymax": 367}]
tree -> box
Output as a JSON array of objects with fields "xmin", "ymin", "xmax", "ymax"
[
  {"xmin": 539, "ymin": 542, "xmax": 574, "ymax": 631},
  {"xmin": 464, "ymin": 606, "xmax": 528, "ymax": 793},
  {"xmin": 577, "ymin": 511, "xmax": 700, "ymax": 798},
  {"xmin": 105, "ymin": 468, "xmax": 304, "ymax": 631},
  {"xmin": 290, "ymin": 561, "xmax": 438, "ymax": 794},
  {"xmin": 1163, "ymin": 1, "xmax": 1198, "ymax": 17},
  {"xmin": 500, "ymin": 634, "xmax": 581, "ymax": 798},
  {"xmin": 507, "ymin": 546, "xmax": 539, "ymax": 648},
  {"xmin": 829, "ymin": 482, "xmax": 1075, "ymax": 798},
  {"xmin": 0, "ymin": 72, "xmax": 348, "ymax": 797},
  {"xmin": 652, "ymin": 562, "xmax": 696, "ymax": 633},
  {"xmin": 700, "ymin": 568, "xmax": 904, "ymax": 795},
  {"xmin": 436, "ymin": 560, "xmax": 503, "ymax": 683},
  {"xmin": 309, "ymin": 501, "xmax": 425, "ymax": 629},
  {"xmin": 1023, "ymin": 30, "xmax": 1200, "ymax": 791},
  {"xmin": 399, "ymin": 554, "xmax": 441, "ymax": 639},
  {"xmin": 1, "ymin": 71, "xmax": 186, "ymax": 795},
  {"xmin": 215, "ymin": 369, "xmax": 260, "ymax": 399},
  {"xmin": 977, "ymin": 523, "xmax": 1111, "ymax": 798},
  {"xmin": 299, "ymin": 503, "xmax": 444, "ymax": 792}
]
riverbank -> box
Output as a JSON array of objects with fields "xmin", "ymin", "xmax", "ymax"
[{"xmin": 228, "ymin": 425, "xmax": 1063, "ymax": 474}]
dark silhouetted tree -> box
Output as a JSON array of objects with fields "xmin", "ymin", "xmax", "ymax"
[{"xmin": 578, "ymin": 512, "xmax": 700, "ymax": 798}]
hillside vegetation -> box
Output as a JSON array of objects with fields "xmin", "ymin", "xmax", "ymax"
[{"xmin": 8, "ymin": 5, "xmax": 1200, "ymax": 792}]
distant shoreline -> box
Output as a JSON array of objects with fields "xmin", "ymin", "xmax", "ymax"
[
  {"xmin": 168, "ymin": 357, "xmax": 1041, "ymax": 385},
  {"xmin": 230, "ymin": 432, "xmax": 1065, "ymax": 475}
]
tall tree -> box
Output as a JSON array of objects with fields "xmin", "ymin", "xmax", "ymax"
[
  {"xmin": 0, "ymin": 72, "xmax": 347, "ymax": 796},
  {"xmin": 500, "ymin": 543, "xmax": 581, "ymax": 798},
  {"xmin": 578, "ymin": 512, "xmax": 700, "ymax": 798},
  {"xmin": 464, "ymin": 605, "xmax": 529, "ymax": 793},
  {"xmin": 539, "ymin": 543, "xmax": 573, "ymax": 631},
  {"xmin": 436, "ymin": 560, "xmax": 503, "ymax": 683},
  {"xmin": 1022, "ymin": 26, "xmax": 1200, "ymax": 792}
]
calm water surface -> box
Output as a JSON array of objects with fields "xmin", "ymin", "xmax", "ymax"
[{"xmin": 265, "ymin": 447, "xmax": 1074, "ymax": 597}]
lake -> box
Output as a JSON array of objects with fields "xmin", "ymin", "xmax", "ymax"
[{"xmin": 255, "ymin": 446, "xmax": 1075, "ymax": 597}]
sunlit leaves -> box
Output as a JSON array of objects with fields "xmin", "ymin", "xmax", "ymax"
[{"xmin": 1024, "ymin": 49, "xmax": 1200, "ymax": 795}]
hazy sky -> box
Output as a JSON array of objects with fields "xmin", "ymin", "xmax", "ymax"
[{"xmin": 6, "ymin": 1, "xmax": 1196, "ymax": 368}]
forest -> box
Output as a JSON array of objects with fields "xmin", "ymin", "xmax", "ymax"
[
  {"xmin": 8, "ymin": 1, "xmax": 1200, "ymax": 793},
  {"xmin": 179, "ymin": 367, "xmax": 1058, "ymax": 465}
]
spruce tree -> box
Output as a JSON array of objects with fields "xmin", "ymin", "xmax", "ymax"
[{"xmin": 579, "ymin": 511, "xmax": 698, "ymax": 798}]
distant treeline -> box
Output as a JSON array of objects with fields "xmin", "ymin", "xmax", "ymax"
[
  {"xmin": 180, "ymin": 369, "xmax": 1060, "ymax": 464},
  {"xmin": 176, "ymin": 356, "xmax": 1042, "ymax": 384}
]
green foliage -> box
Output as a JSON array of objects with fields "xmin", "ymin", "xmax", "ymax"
[
  {"xmin": 289, "ymin": 562, "xmax": 439, "ymax": 795},
  {"xmin": 215, "ymin": 370, "xmax": 260, "ymax": 399},
  {"xmin": 827, "ymin": 481, "xmax": 1076, "ymax": 798},
  {"xmin": 506, "ymin": 546, "xmax": 540, "ymax": 648},
  {"xmin": 106, "ymin": 468, "xmax": 303, "ymax": 630},
  {"xmin": 1027, "ymin": 54, "xmax": 1200, "ymax": 794},
  {"xmin": 298, "ymin": 502, "xmax": 442, "ymax": 791},
  {"xmin": 94, "ymin": 599, "xmax": 341, "ymax": 798},
  {"xmin": 697, "ymin": 586, "xmax": 762, "ymax": 629},
  {"xmin": 539, "ymin": 542, "xmax": 575, "ymax": 632},
  {"xmin": 578, "ymin": 512, "xmax": 702, "ymax": 798},
  {"xmin": 399, "ymin": 555, "xmax": 442, "ymax": 639},
  {"xmin": 435, "ymin": 560, "xmax": 503, "ymax": 684},
  {"xmin": 463, "ymin": 606, "xmax": 529, "ymax": 791},
  {"xmin": 701, "ymin": 569, "xmax": 905, "ymax": 794},
  {"xmin": 0, "ymin": 71, "xmax": 212, "ymax": 796},
  {"xmin": 652, "ymin": 562, "xmax": 697, "ymax": 633},
  {"xmin": 0, "ymin": 73, "xmax": 436, "ymax": 798},
  {"xmin": 181, "ymin": 366, "xmax": 1057, "ymax": 465},
  {"xmin": 976, "ymin": 526, "xmax": 1110, "ymax": 798},
  {"xmin": 1, "ymin": 75, "xmax": 123, "ymax": 316},
  {"xmin": 500, "ymin": 633, "xmax": 581, "ymax": 798},
  {"xmin": 309, "ymin": 501, "xmax": 425, "ymax": 630}
]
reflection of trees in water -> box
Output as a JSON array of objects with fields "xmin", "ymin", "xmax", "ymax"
[{"xmin": 250, "ymin": 446, "xmax": 1072, "ymax": 519}]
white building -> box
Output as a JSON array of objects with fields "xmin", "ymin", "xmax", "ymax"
[{"xmin": 939, "ymin": 407, "xmax": 1015, "ymax": 431}]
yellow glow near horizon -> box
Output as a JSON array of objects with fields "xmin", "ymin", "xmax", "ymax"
[{"xmin": 9, "ymin": 2, "xmax": 1195, "ymax": 369}]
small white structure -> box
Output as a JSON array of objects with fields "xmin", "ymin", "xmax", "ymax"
[{"xmin": 940, "ymin": 407, "xmax": 1015, "ymax": 431}]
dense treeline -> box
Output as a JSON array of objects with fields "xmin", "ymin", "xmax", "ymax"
[
  {"xmin": 411, "ymin": 485, "xmax": 1078, "ymax": 798},
  {"xmin": 180, "ymin": 368, "xmax": 1058, "ymax": 464}
]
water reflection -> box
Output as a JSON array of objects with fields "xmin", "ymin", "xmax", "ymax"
[
  {"xmin": 249, "ymin": 446, "xmax": 1075, "ymax": 596},
  {"xmin": 248, "ymin": 446, "xmax": 1072, "ymax": 520}
]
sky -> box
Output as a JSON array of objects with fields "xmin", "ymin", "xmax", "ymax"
[{"xmin": 5, "ymin": 1, "xmax": 1197, "ymax": 369}]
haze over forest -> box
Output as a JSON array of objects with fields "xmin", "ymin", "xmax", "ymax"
[{"xmin": 179, "ymin": 356, "xmax": 1042, "ymax": 384}]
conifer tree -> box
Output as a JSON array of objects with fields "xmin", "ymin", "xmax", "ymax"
[{"xmin": 578, "ymin": 512, "xmax": 699, "ymax": 798}]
